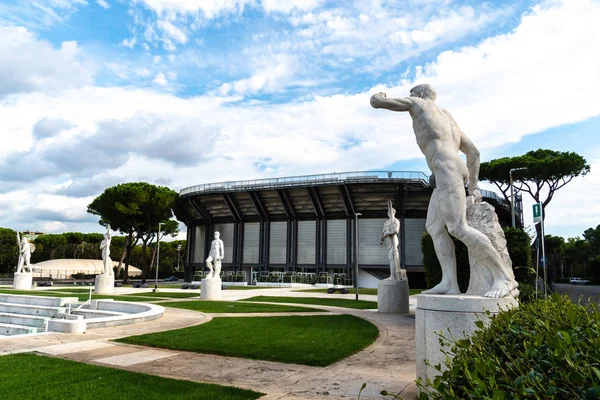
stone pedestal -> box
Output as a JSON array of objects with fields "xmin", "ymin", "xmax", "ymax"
[
  {"xmin": 378, "ymin": 279, "xmax": 409, "ymax": 314},
  {"xmin": 200, "ymin": 278, "xmax": 222, "ymax": 300},
  {"xmin": 94, "ymin": 274, "xmax": 115, "ymax": 295},
  {"xmin": 13, "ymin": 272, "xmax": 33, "ymax": 290},
  {"xmin": 416, "ymin": 294, "xmax": 518, "ymax": 382}
]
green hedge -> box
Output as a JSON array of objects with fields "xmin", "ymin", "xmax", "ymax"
[
  {"xmin": 418, "ymin": 295, "xmax": 600, "ymax": 399},
  {"xmin": 422, "ymin": 227, "xmax": 532, "ymax": 293}
]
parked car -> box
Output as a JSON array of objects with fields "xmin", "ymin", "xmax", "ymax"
[
  {"xmin": 163, "ymin": 276, "xmax": 179, "ymax": 282},
  {"xmin": 569, "ymin": 277, "xmax": 591, "ymax": 285}
]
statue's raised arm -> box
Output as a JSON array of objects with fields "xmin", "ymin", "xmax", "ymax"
[{"xmin": 370, "ymin": 92, "xmax": 415, "ymax": 112}]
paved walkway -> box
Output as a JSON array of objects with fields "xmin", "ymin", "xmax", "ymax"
[{"xmin": 0, "ymin": 288, "xmax": 419, "ymax": 400}]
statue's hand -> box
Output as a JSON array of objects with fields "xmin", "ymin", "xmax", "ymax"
[
  {"xmin": 370, "ymin": 92, "xmax": 387, "ymax": 108},
  {"xmin": 470, "ymin": 189, "xmax": 483, "ymax": 203}
]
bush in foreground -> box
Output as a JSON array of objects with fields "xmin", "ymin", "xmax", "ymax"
[{"xmin": 418, "ymin": 295, "xmax": 600, "ymax": 399}]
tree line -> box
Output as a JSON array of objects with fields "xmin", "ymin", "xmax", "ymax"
[{"xmin": 0, "ymin": 227, "xmax": 187, "ymax": 279}]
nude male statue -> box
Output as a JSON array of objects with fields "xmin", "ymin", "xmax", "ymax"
[
  {"xmin": 205, "ymin": 231, "xmax": 224, "ymax": 280},
  {"xmin": 380, "ymin": 201, "xmax": 406, "ymax": 281},
  {"xmin": 99, "ymin": 225, "xmax": 113, "ymax": 275},
  {"xmin": 16, "ymin": 235, "xmax": 33, "ymax": 273},
  {"xmin": 370, "ymin": 84, "xmax": 518, "ymax": 298}
]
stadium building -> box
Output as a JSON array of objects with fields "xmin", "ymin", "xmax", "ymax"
[{"xmin": 174, "ymin": 171, "xmax": 517, "ymax": 288}]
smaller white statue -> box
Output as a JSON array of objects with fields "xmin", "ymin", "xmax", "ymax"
[
  {"xmin": 205, "ymin": 231, "xmax": 224, "ymax": 280},
  {"xmin": 380, "ymin": 201, "xmax": 407, "ymax": 281},
  {"xmin": 16, "ymin": 233, "xmax": 34, "ymax": 273},
  {"xmin": 99, "ymin": 225, "xmax": 113, "ymax": 275}
]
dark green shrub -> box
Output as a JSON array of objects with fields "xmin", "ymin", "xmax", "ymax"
[
  {"xmin": 422, "ymin": 227, "xmax": 532, "ymax": 292},
  {"xmin": 418, "ymin": 295, "xmax": 600, "ymax": 399}
]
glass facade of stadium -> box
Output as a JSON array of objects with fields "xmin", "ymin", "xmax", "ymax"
[{"xmin": 174, "ymin": 171, "xmax": 518, "ymax": 288}]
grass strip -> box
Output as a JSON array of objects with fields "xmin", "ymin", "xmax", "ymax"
[
  {"xmin": 0, "ymin": 289, "xmax": 155, "ymax": 303},
  {"xmin": 295, "ymin": 288, "xmax": 424, "ymax": 296},
  {"xmin": 115, "ymin": 314, "xmax": 378, "ymax": 367},
  {"xmin": 131, "ymin": 292, "xmax": 200, "ymax": 298},
  {"xmin": 239, "ymin": 296, "xmax": 377, "ymax": 309},
  {"xmin": 159, "ymin": 300, "xmax": 327, "ymax": 313},
  {"xmin": 0, "ymin": 353, "xmax": 262, "ymax": 399}
]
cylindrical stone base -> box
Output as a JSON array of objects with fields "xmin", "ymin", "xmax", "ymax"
[
  {"xmin": 378, "ymin": 279, "xmax": 410, "ymax": 314},
  {"xmin": 94, "ymin": 274, "xmax": 115, "ymax": 295},
  {"xmin": 13, "ymin": 272, "xmax": 33, "ymax": 290},
  {"xmin": 416, "ymin": 294, "xmax": 518, "ymax": 382},
  {"xmin": 200, "ymin": 278, "xmax": 222, "ymax": 300}
]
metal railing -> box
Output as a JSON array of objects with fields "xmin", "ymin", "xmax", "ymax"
[
  {"xmin": 180, "ymin": 170, "xmax": 509, "ymax": 206},
  {"xmin": 180, "ymin": 171, "xmax": 430, "ymax": 196}
]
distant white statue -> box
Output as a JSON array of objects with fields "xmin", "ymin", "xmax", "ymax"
[
  {"xmin": 16, "ymin": 233, "xmax": 34, "ymax": 273},
  {"xmin": 99, "ymin": 225, "xmax": 113, "ymax": 275},
  {"xmin": 380, "ymin": 201, "xmax": 406, "ymax": 281},
  {"xmin": 205, "ymin": 231, "xmax": 224, "ymax": 280},
  {"xmin": 371, "ymin": 84, "xmax": 518, "ymax": 298}
]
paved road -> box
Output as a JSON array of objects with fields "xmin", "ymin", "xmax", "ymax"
[{"xmin": 552, "ymin": 283, "xmax": 600, "ymax": 304}]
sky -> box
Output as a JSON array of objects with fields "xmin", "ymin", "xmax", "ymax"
[{"xmin": 0, "ymin": 0, "xmax": 599, "ymax": 241}]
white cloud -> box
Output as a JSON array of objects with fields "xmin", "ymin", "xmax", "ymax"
[
  {"xmin": 409, "ymin": 0, "xmax": 600, "ymax": 147},
  {"xmin": 152, "ymin": 72, "xmax": 168, "ymax": 85},
  {"xmin": 138, "ymin": 0, "xmax": 252, "ymax": 18},
  {"xmin": 0, "ymin": 0, "xmax": 88, "ymax": 28},
  {"xmin": 121, "ymin": 36, "xmax": 137, "ymax": 48},
  {"xmin": 0, "ymin": 26, "xmax": 93, "ymax": 96},
  {"xmin": 218, "ymin": 54, "xmax": 294, "ymax": 96},
  {"xmin": 158, "ymin": 19, "xmax": 188, "ymax": 44},
  {"xmin": 261, "ymin": 0, "xmax": 325, "ymax": 13},
  {"xmin": 96, "ymin": 0, "xmax": 110, "ymax": 9}
]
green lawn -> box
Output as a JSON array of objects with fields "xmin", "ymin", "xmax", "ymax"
[
  {"xmin": 296, "ymin": 288, "xmax": 424, "ymax": 296},
  {"xmin": 130, "ymin": 291, "xmax": 200, "ymax": 298},
  {"xmin": 115, "ymin": 314, "xmax": 378, "ymax": 367},
  {"xmin": 159, "ymin": 300, "xmax": 327, "ymax": 313},
  {"xmin": 0, "ymin": 289, "xmax": 158, "ymax": 303},
  {"xmin": 0, "ymin": 353, "xmax": 262, "ymax": 400},
  {"xmin": 223, "ymin": 286, "xmax": 281, "ymax": 290},
  {"xmin": 0, "ymin": 289, "xmax": 198, "ymax": 302},
  {"xmin": 239, "ymin": 296, "xmax": 378, "ymax": 310},
  {"xmin": 45, "ymin": 288, "xmax": 98, "ymax": 293}
]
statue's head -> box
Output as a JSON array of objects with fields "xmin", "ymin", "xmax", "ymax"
[
  {"xmin": 410, "ymin": 84, "xmax": 436, "ymax": 101},
  {"xmin": 21, "ymin": 236, "xmax": 28, "ymax": 243},
  {"xmin": 214, "ymin": 231, "xmax": 220, "ymax": 239},
  {"xmin": 387, "ymin": 201, "xmax": 396, "ymax": 217}
]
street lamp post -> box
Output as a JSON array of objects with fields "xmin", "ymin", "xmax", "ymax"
[
  {"xmin": 176, "ymin": 244, "xmax": 182, "ymax": 271},
  {"xmin": 154, "ymin": 222, "xmax": 164, "ymax": 293},
  {"xmin": 354, "ymin": 212, "xmax": 362, "ymax": 300},
  {"xmin": 510, "ymin": 167, "xmax": 528, "ymax": 228}
]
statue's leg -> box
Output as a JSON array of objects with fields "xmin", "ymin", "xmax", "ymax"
[
  {"xmin": 385, "ymin": 249, "xmax": 394, "ymax": 280},
  {"xmin": 214, "ymin": 261, "xmax": 221, "ymax": 280},
  {"xmin": 423, "ymin": 190, "xmax": 460, "ymax": 295},
  {"xmin": 205, "ymin": 257, "xmax": 214, "ymax": 279},
  {"xmin": 439, "ymin": 180, "xmax": 517, "ymax": 298}
]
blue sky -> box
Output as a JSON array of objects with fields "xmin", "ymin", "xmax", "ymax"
[{"xmin": 0, "ymin": 0, "xmax": 599, "ymax": 240}]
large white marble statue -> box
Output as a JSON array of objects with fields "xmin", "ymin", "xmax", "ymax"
[
  {"xmin": 371, "ymin": 84, "xmax": 518, "ymax": 298},
  {"xmin": 16, "ymin": 233, "xmax": 34, "ymax": 273},
  {"xmin": 380, "ymin": 200, "xmax": 407, "ymax": 281},
  {"xmin": 205, "ymin": 231, "xmax": 224, "ymax": 280},
  {"xmin": 99, "ymin": 225, "xmax": 113, "ymax": 275}
]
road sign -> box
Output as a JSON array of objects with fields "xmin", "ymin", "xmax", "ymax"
[{"xmin": 532, "ymin": 203, "xmax": 542, "ymax": 224}]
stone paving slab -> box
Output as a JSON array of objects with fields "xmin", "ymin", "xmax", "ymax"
[{"xmin": 93, "ymin": 349, "xmax": 180, "ymax": 367}]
